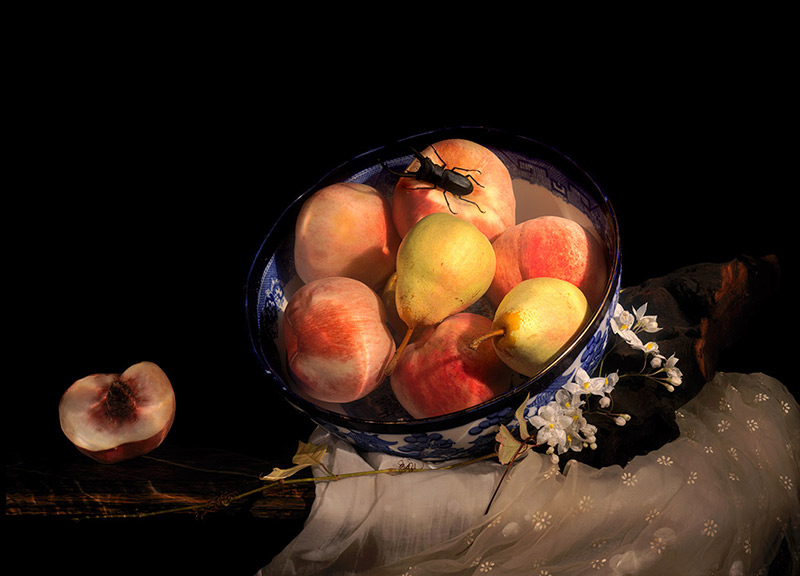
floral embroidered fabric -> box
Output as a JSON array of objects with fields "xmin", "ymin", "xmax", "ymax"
[{"xmin": 260, "ymin": 372, "xmax": 799, "ymax": 575}]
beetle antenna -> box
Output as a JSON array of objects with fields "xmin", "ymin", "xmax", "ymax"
[{"xmin": 380, "ymin": 158, "xmax": 414, "ymax": 178}]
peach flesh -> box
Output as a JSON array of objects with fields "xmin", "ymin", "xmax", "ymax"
[
  {"xmin": 390, "ymin": 313, "xmax": 513, "ymax": 419},
  {"xmin": 58, "ymin": 361, "xmax": 176, "ymax": 464},
  {"xmin": 284, "ymin": 276, "xmax": 396, "ymax": 404},
  {"xmin": 487, "ymin": 215, "xmax": 608, "ymax": 310},
  {"xmin": 391, "ymin": 139, "xmax": 516, "ymax": 241},
  {"xmin": 294, "ymin": 182, "xmax": 401, "ymax": 291}
]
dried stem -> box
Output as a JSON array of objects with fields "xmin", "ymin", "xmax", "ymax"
[
  {"xmin": 385, "ymin": 325, "xmax": 415, "ymax": 375},
  {"xmin": 75, "ymin": 452, "xmax": 498, "ymax": 521},
  {"xmin": 469, "ymin": 328, "xmax": 505, "ymax": 350}
]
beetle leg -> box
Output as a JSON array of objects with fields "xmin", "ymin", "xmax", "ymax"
[
  {"xmin": 466, "ymin": 173, "xmax": 485, "ymax": 188},
  {"xmin": 457, "ymin": 194, "xmax": 486, "ymax": 214},
  {"xmin": 443, "ymin": 191, "xmax": 457, "ymax": 214}
]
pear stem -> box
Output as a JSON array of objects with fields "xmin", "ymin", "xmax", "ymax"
[
  {"xmin": 469, "ymin": 328, "xmax": 506, "ymax": 350},
  {"xmin": 385, "ymin": 325, "xmax": 414, "ymax": 376}
]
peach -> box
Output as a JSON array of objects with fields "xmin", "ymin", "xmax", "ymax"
[
  {"xmin": 58, "ymin": 361, "xmax": 176, "ymax": 464},
  {"xmin": 294, "ymin": 182, "xmax": 401, "ymax": 291},
  {"xmin": 486, "ymin": 215, "xmax": 608, "ymax": 310},
  {"xmin": 390, "ymin": 313, "xmax": 513, "ymax": 419},
  {"xmin": 391, "ymin": 139, "xmax": 516, "ymax": 241},
  {"xmin": 283, "ymin": 276, "xmax": 396, "ymax": 404}
]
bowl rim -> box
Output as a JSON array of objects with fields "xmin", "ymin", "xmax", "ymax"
[{"xmin": 245, "ymin": 125, "xmax": 621, "ymax": 434}]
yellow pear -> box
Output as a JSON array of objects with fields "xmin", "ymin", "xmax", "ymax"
[
  {"xmin": 470, "ymin": 277, "xmax": 591, "ymax": 377},
  {"xmin": 385, "ymin": 212, "xmax": 496, "ymax": 374}
]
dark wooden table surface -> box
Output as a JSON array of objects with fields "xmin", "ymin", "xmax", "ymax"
[{"xmin": 8, "ymin": 73, "xmax": 794, "ymax": 575}]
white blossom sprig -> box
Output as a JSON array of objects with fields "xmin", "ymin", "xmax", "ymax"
[
  {"xmin": 495, "ymin": 301, "xmax": 682, "ymax": 471},
  {"xmin": 608, "ymin": 302, "xmax": 683, "ymax": 392}
]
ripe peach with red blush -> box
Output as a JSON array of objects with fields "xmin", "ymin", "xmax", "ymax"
[
  {"xmin": 284, "ymin": 276, "xmax": 396, "ymax": 404},
  {"xmin": 391, "ymin": 139, "xmax": 516, "ymax": 242},
  {"xmin": 58, "ymin": 361, "xmax": 176, "ymax": 464},
  {"xmin": 487, "ymin": 215, "xmax": 608, "ymax": 310},
  {"xmin": 390, "ymin": 312, "xmax": 513, "ymax": 419},
  {"xmin": 294, "ymin": 182, "xmax": 401, "ymax": 290}
]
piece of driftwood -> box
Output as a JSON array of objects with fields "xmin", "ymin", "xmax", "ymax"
[{"xmin": 563, "ymin": 253, "xmax": 784, "ymax": 470}]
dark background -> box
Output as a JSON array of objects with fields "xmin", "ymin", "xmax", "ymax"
[{"xmin": 8, "ymin": 35, "xmax": 795, "ymax": 575}]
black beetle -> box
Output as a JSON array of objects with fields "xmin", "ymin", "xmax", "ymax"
[{"xmin": 382, "ymin": 145, "xmax": 486, "ymax": 214}]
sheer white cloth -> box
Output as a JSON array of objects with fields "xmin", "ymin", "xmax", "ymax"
[{"xmin": 259, "ymin": 372, "xmax": 800, "ymax": 575}]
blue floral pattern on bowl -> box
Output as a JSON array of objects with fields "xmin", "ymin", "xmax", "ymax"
[{"xmin": 246, "ymin": 127, "xmax": 622, "ymax": 462}]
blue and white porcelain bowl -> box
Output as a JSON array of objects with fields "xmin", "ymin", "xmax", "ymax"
[{"xmin": 246, "ymin": 126, "xmax": 621, "ymax": 462}]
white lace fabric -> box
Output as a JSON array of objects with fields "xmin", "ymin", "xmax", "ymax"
[{"xmin": 260, "ymin": 372, "xmax": 800, "ymax": 575}]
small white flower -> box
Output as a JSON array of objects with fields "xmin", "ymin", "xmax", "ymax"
[
  {"xmin": 621, "ymin": 472, "xmax": 638, "ymax": 487},
  {"xmin": 555, "ymin": 387, "xmax": 585, "ymax": 412},
  {"xmin": 641, "ymin": 340, "xmax": 660, "ymax": 355},
  {"xmin": 564, "ymin": 367, "xmax": 607, "ymax": 397},
  {"xmin": 704, "ymin": 445, "xmax": 714, "ymax": 454},
  {"xmin": 780, "ymin": 475, "xmax": 794, "ymax": 490},
  {"xmin": 633, "ymin": 303, "xmax": 662, "ymax": 333},
  {"xmin": 611, "ymin": 303, "xmax": 635, "ymax": 335},
  {"xmin": 618, "ymin": 328, "xmax": 644, "ymax": 349},
  {"xmin": 602, "ymin": 371, "xmax": 619, "ymax": 396},
  {"xmin": 718, "ymin": 419, "xmax": 731, "ymax": 432},
  {"xmin": 530, "ymin": 402, "xmax": 572, "ymax": 454},
  {"xmin": 728, "ymin": 447, "xmax": 739, "ymax": 461},
  {"xmin": 591, "ymin": 558, "xmax": 607, "ymax": 570},
  {"xmin": 663, "ymin": 354, "xmax": 682, "ymax": 386},
  {"xmin": 781, "ymin": 400, "xmax": 792, "ymax": 414},
  {"xmin": 564, "ymin": 413, "xmax": 596, "ymax": 453},
  {"xmin": 755, "ymin": 392, "xmax": 769, "ymax": 402},
  {"xmin": 746, "ymin": 419, "xmax": 760, "ymax": 432},
  {"xmin": 657, "ymin": 455, "xmax": 673, "ymax": 466},
  {"xmin": 479, "ymin": 561, "xmax": 495, "ymax": 572},
  {"xmin": 687, "ymin": 471, "xmax": 698, "ymax": 485}
]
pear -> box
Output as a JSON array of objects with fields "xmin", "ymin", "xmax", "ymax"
[
  {"xmin": 470, "ymin": 277, "xmax": 591, "ymax": 377},
  {"xmin": 385, "ymin": 212, "xmax": 496, "ymax": 374}
]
